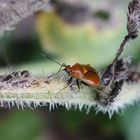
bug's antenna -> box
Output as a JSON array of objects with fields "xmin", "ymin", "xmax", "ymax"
[{"xmin": 41, "ymin": 53, "xmax": 66, "ymax": 67}]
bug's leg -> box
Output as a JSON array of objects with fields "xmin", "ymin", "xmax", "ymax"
[
  {"xmin": 55, "ymin": 84, "xmax": 70, "ymax": 97},
  {"xmin": 68, "ymin": 78, "xmax": 80, "ymax": 92},
  {"xmin": 57, "ymin": 65, "xmax": 63, "ymax": 74},
  {"xmin": 67, "ymin": 77, "xmax": 76, "ymax": 91},
  {"xmin": 48, "ymin": 65, "xmax": 65, "ymax": 79},
  {"xmin": 67, "ymin": 77, "xmax": 73, "ymax": 85},
  {"xmin": 55, "ymin": 77, "xmax": 73, "ymax": 97},
  {"xmin": 76, "ymin": 79, "xmax": 81, "ymax": 92},
  {"xmin": 81, "ymin": 81, "xmax": 88, "ymax": 86}
]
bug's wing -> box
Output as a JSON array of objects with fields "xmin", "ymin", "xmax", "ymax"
[
  {"xmin": 80, "ymin": 64, "xmax": 94, "ymax": 74},
  {"xmin": 83, "ymin": 71, "xmax": 100, "ymax": 86},
  {"xmin": 86, "ymin": 64, "xmax": 97, "ymax": 72}
]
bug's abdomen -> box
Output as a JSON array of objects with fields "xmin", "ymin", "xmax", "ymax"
[{"xmin": 83, "ymin": 71, "xmax": 100, "ymax": 86}]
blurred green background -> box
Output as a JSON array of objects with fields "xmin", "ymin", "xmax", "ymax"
[{"xmin": 0, "ymin": 0, "xmax": 140, "ymax": 140}]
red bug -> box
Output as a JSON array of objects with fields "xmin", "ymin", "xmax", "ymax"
[
  {"xmin": 42, "ymin": 54, "xmax": 100, "ymax": 94},
  {"xmin": 64, "ymin": 63, "xmax": 100, "ymax": 87}
]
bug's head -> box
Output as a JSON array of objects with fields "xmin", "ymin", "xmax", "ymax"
[{"xmin": 64, "ymin": 65, "xmax": 72, "ymax": 74}]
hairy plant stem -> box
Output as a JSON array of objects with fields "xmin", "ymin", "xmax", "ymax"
[{"xmin": 0, "ymin": 70, "xmax": 139, "ymax": 118}]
